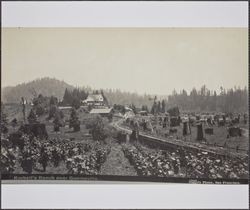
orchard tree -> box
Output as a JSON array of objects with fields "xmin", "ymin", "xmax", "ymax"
[
  {"xmin": 161, "ymin": 100, "xmax": 166, "ymax": 113},
  {"xmin": 32, "ymin": 94, "xmax": 50, "ymax": 116},
  {"xmin": 53, "ymin": 111, "xmax": 63, "ymax": 132},
  {"xmin": 69, "ymin": 108, "xmax": 80, "ymax": 132},
  {"xmin": 90, "ymin": 116, "xmax": 107, "ymax": 141},
  {"xmin": 48, "ymin": 105, "xmax": 57, "ymax": 120},
  {"xmin": 27, "ymin": 108, "xmax": 38, "ymax": 124},
  {"xmin": 151, "ymin": 101, "xmax": 157, "ymax": 115},
  {"xmin": 11, "ymin": 118, "xmax": 18, "ymax": 129},
  {"xmin": 157, "ymin": 101, "xmax": 161, "ymax": 114},
  {"xmin": 49, "ymin": 96, "xmax": 58, "ymax": 106}
]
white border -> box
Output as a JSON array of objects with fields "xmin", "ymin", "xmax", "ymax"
[
  {"xmin": 1, "ymin": 1, "xmax": 249, "ymax": 209},
  {"xmin": 2, "ymin": 1, "xmax": 248, "ymax": 27},
  {"xmin": 2, "ymin": 184, "xmax": 249, "ymax": 209}
]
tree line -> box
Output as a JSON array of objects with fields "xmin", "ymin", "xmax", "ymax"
[
  {"xmin": 166, "ymin": 85, "xmax": 248, "ymax": 113},
  {"xmin": 106, "ymin": 86, "xmax": 248, "ymax": 115},
  {"xmin": 61, "ymin": 88, "xmax": 88, "ymax": 108}
]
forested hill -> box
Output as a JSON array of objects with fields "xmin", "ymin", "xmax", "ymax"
[
  {"xmin": 1, "ymin": 77, "xmax": 155, "ymax": 107},
  {"xmin": 2, "ymin": 77, "xmax": 247, "ymax": 113},
  {"xmin": 1, "ymin": 78, "xmax": 74, "ymax": 103}
]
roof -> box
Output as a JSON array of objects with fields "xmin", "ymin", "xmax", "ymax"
[
  {"xmin": 90, "ymin": 108, "xmax": 113, "ymax": 114},
  {"xmin": 58, "ymin": 106, "xmax": 72, "ymax": 110},
  {"xmin": 83, "ymin": 94, "xmax": 104, "ymax": 102},
  {"xmin": 125, "ymin": 106, "xmax": 133, "ymax": 111}
]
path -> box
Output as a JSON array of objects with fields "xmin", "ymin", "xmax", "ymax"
[{"xmin": 100, "ymin": 143, "xmax": 137, "ymax": 176}]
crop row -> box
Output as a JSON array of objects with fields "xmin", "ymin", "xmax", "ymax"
[{"xmin": 122, "ymin": 143, "xmax": 248, "ymax": 179}]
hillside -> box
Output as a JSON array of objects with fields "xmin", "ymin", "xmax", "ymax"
[
  {"xmin": 1, "ymin": 77, "xmax": 74, "ymax": 103},
  {"xmin": 2, "ymin": 77, "xmax": 247, "ymax": 113},
  {"xmin": 1, "ymin": 77, "xmax": 156, "ymax": 108}
]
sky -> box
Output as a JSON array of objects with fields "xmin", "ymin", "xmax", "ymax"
[{"xmin": 2, "ymin": 28, "xmax": 248, "ymax": 95}]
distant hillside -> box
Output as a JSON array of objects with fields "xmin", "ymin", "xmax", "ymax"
[
  {"xmin": 1, "ymin": 77, "xmax": 74, "ymax": 103},
  {"xmin": 1, "ymin": 77, "xmax": 157, "ymax": 108},
  {"xmin": 2, "ymin": 77, "xmax": 247, "ymax": 113}
]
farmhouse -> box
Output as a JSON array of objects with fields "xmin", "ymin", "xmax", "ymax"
[
  {"xmin": 82, "ymin": 94, "xmax": 105, "ymax": 106},
  {"xmin": 89, "ymin": 107, "xmax": 114, "ymax": 117}
]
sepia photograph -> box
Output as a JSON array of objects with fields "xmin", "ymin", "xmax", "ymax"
[{"xmin": 1, "ymin": 27, "xmax": 248, "ymax": 183}]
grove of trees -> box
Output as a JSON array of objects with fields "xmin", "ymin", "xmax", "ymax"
[
  {"xmin": 2, "ymin": 77, "xmax": 74, "ymax": 103},
  {"xmin": 62, "ymin": 88, "xmax": 88, "ymax": 108},
  {"xmin": 166, "ymin": 85, "xmax": 248, "ymax": 113}
]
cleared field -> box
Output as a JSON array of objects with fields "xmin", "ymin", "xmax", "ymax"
[{"xmin": 126, "ymin": 115, "xmax": 249, "ymax": 154}]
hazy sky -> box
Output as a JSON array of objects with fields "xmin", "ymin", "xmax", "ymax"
[{"xmin": 2, "ymin": 28, "xmax": 248, "ymax": 95}]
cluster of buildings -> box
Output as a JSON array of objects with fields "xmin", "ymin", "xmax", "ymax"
[
  {"xmin": 81, "ymin": 94, "xmax": 105, "ymax": 107},
  {"xmin": 82, "ymin": 93, "xmax": 113, "ymax": 117},
  {"xmin": 82, "ymin": 93, "xmax": 136, "ymax": 118},
  {"xmin": 58, "ymin": 93, "xmax": 135, "ymax": 118}
]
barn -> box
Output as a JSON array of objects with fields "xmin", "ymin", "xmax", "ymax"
[{"xmin": 89, "ymin": 108, "xmax": 114, "ymax": 117}]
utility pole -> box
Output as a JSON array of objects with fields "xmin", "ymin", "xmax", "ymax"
[{"xmin": 21, "ymin": 97, "xmax": 26, "ymax": 123}]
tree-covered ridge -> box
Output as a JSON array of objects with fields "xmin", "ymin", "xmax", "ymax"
[
  {"xmin": 1, "ymin": 77, "xmax": 74, "ymax": 103},
  {"xmin": 1, "ymin": 77, "xmax": 248, "ymax": 113},
  {"xmin": 166, "ymin": 85, "xmax": 248, "ymax": 113},
  {"xmin": 1, "ymin": 77, "xmax": 154, "ymax": 107}
]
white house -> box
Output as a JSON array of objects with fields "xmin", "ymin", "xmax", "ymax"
[{"xmin": 82, "ymin": 94, "xmax": 104, "ymax": 106}]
